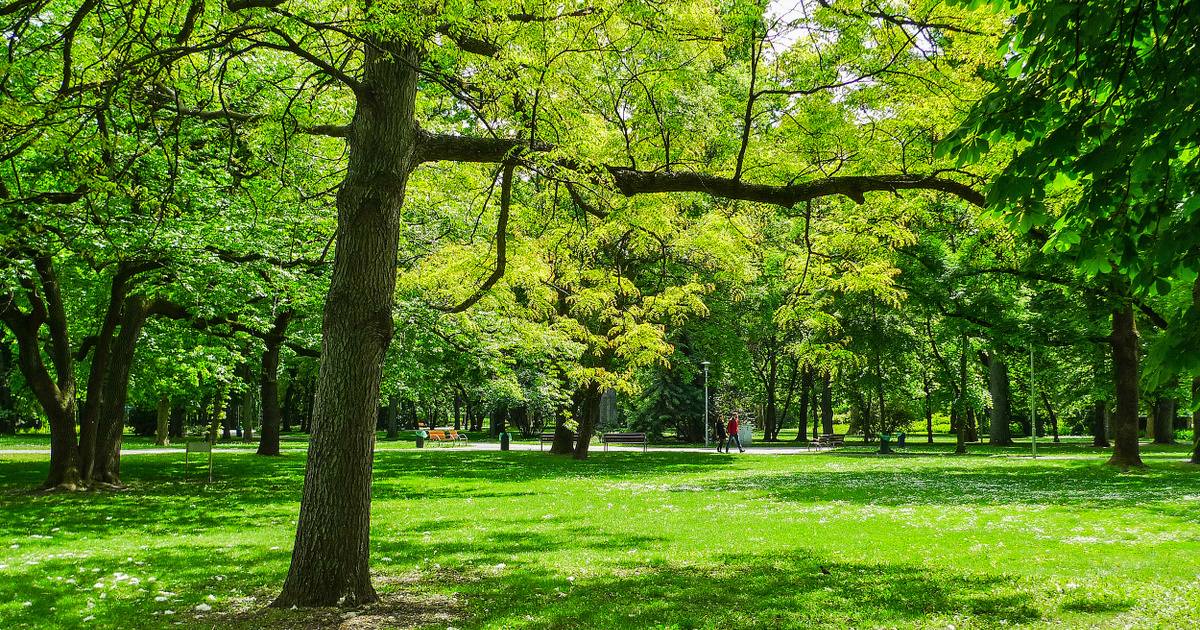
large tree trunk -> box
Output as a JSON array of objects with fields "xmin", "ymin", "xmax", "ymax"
[
  {"xmin": 1152, "ymin": 386, "xmax": 1177, "ymax": 445},
  {"xmin": 987, "ymin": 352, "xmax": 1014, "ymax": 446},
  {"xmin": 92, "ymin": 294, "xmax": 151, "ymax": 486},
  {"xmin": 272, "ymin": 38, "xmax": 424, "ymax": 609},
  {"xmin": 1107, "ymin": 302, "xmax": 1145, "ymax": 468},
  {"xmin": 155, "ymin": 394, "xmax": 170, "ymax": 447},
  {"xmin": 550, "ymin": 399, "xmax": 575, "ymax": 455},
  {"xmin": 169, "ymin": 405, "xmax": 184, "ymax": 440},
  {"xmin": 572, "ymin": 383, "xmax": 602, "ymax": 460},
  {"xmin": 1, "ymin": 257, "xmax": 82, "ymax": 489}
]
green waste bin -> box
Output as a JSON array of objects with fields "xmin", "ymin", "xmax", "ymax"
[
  {"xmin": 500, "ymin": 432, "xmax": 511, "ymax": 451},
  {"xmin": 879, "ymin": 433, "xmax": 893, "ymax": 454},
  {"xmin": 415, "ymin": 431, "xmax": 425, "ymax": 448}
]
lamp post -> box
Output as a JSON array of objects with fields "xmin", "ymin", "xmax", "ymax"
[{"xmin": 702, "ymin": 361, "xmax": 711, "ymax": 448}]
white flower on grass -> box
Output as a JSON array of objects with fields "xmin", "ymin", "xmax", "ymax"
[
  {"xmin": 83, "ymin": 615, "xmax": 95, "ymax": 622},
  {"xmin": 206, "ymin": 594, "xmax": 217, "ymax": 601},
  {"xmin": 194, "ymin": 603, "xmax": 211, "ymax": 612},
  {"xmin": 22, "ymin": 602, "xmax": 31, "ymax": 606}
]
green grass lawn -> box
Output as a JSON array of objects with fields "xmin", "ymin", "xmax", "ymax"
[{"xmin": 1, "ymin": 444, "xmax": 1197, "ymax": 629}]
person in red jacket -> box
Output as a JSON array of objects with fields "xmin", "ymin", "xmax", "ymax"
[{"xmin": 725, "ymin": 412, "xmax": 745, "ymax": 453}]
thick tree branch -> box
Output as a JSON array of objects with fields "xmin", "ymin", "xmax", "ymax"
[
  {"xmin": 227, "ymin": 0, "xmax": 284, "ymax": 10},
  {"xmin": 445, "ymin": 163, "xmax": 514, "ymax": 313},
  {"xmin": 608, "ymin": 168, "xmax": 986, "ymax": 208},
  {"xmin": 417, "ymin": 131, "xmax": 547, "ymax": 164}
]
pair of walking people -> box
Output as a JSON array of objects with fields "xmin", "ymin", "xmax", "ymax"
[{"xmin": 715, "ymin": 412, "xmax": 745, "ymax": 453}]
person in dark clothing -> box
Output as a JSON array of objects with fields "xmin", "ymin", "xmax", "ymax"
[
  {"xmin": 726, "ymin": 412, "xmax": 745, "ymax": 453},
  {"xmin": 714, "ymin": 415, "xmax": 727, "ymax": 452}
]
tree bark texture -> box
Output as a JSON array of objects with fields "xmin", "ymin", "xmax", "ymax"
[
  {"xmin": 92, "ymin": 294, "xmax": 151, "ymax": 485},
  {"xmin": 550, "ymin": 401, "xmax": 575, "ymax": 455},
  {"xmin": 987, "ymin": 352, "xmax": 1013, "ymax": 446},
  {"xmin": 1152, "ymin": 390, "xmax": 1177, "ymax": 445},
  {"xmin": 794, "ymin": 367, "xmax": 812, "ymax": 442},
  {"xmin": 1091, "ymin": 398, "xmax": 1111, "ymax": 447},
  {"xmin": 572, "ymin": 382, "xmax": 602, "ymax": 460},
  {"xmin": 208, "ymin": 385, "xmax": 226, "ymax": 444},
  {"xmin": 1107, "ymin": 303, "xmax": 1145, "ymax": 468},
  {"xmin": 156, "ymin": 394, "xmax": 170, "ymax": 447},
  {"xmin": 272, "ymin": 39, "xmax": 424, "ymax": 609},
  {"xmin": 820, "ymin": 373, "xmax": 834, "ymax": 435},
  {"xmin": 386, "ymin": 397, "xmax": 398, "ymax": 439},
  {"xmin": 258, "ymin": 318, "xmax": 287, "ymax": 456},
  {"xmin": 1, "ymin": 257, "xmax": 83, "ymax": 488},
  {"xmin": 1191, "ymin": 377, "xmax": 1199, "ymax": 465},
  {"xmin": 241, "ymin": 363, "xmax": 256, "ymax": 443},
  {"xmin": 0, "ymin": 340, "xmax": 15, "ymax": 435}
]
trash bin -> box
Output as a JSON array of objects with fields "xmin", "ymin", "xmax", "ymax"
[
  {"xmin": 879, "ymin": 433, "xmax": 893, "ymax": 454},
  {"xmin": 500, "ymin": 432, "xmax": 511, "ymax": 451},
  {"xmin": 415, "ymin": 431, "xmax": 425, "ymax": 448},
  {"xmin": 896, "ymin": 431, "xmax": 906, "ymax": 447}
]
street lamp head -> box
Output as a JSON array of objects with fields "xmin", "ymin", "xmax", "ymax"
[{"xmin": 701, "ymin": 361, "xmax": 710, "ymax": 366}]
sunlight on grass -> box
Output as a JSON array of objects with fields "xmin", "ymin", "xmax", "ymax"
[{"xmin": 1, "ymin": 448, "xmax": 1198, "ymax": 629}]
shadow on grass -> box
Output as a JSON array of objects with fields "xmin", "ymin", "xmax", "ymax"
[{"xmin": 400, "ymin": 552, "xmax": 1044, "ymax": 630}]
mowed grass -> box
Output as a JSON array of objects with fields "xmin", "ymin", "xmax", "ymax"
[{"xmin": 1, "ymin": 445, "xmax": 1198, "ymax": 630}]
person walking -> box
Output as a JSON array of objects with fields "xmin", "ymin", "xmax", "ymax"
[
  {"xmin": 714, "ymin": 415, "xmax": 727, "ymax": 452},
  {"xmin": 726, "ymin": 412, "xmax": 745, "ymax": 453}
]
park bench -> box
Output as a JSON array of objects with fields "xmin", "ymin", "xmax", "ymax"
[
  {"xmin": 426, "ymin": 430, "xmax": 467, "ymax": 446},
  {"xmin": 602, "ymin": 432, "xmax": 647, "ymax": 452},
  {"xmin": 816, "ymin": 433, "xmax": 845, "ymax": 449},
  {"xmin": 539, "ymin": 432, "xmax": 579, "ymax": 451}
]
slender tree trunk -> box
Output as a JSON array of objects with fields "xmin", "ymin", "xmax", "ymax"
[
  {"xmin": 820, "ymin": 373, "xmax": 834, "ymax": 435},
  {"xmin": 1191, "ymin": 376, "xmax": 1199, "ymax": 465},
  {"xmin": 1108, "ymin": 302, "xmax": 1145, "ymax": 468},
  {"xmin": 453, "ymin": 393, "xmax": 461, "ymax": 431},
  {"xmin": 208, "ymin": 385, "xmax": 226, "ymax": 444},
  {"xmin": 1041, "ymin": 391, "xmax": 1060, "ymax": 442},
  {"xmin": 385, "ymin": 397, "xmax": 398, "ymax": 439},
  {"xmin": 258, "ymin": 329, "xmax": 285, "ymax": 456},
  {"xmin": 1091, "ymin": 398, "xmax": 1111, "ymax": 447},
  {"xmin": 988, "ymin": 352, "xmax": 1014, "ymax": 446},
  {"xmin": 0, "ymin": 339, "xmax": 17, "ymax": 435},
  {"xmin": 954, "ymin": 329, "xmax": 968, "ymax": 454},
  {"xmin": 794, "ymin": 367, "xmax": 812, "ymax": 442},
  {"xmin": 923, "ymin": 373, "xmax": 934, "ymax": 443},
  {"xmin": 242, "ymin": 363, "xmax": 256, "ymax": 443},
  {"xmin": 156, "ymin": 394, "xmax": 170, "ymax": 447}
]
